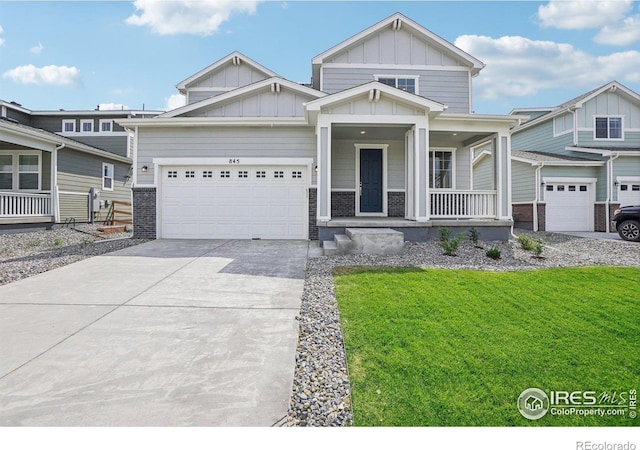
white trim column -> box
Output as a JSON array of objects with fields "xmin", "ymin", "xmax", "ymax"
[
  {"xmin": 317, "ymin": 120, "xmax": 331, "ymax": 221},
  {"xmin": 414, "ymin": 117, "xmax": 429, "ymax": 221},
  {"xmin": 494, "ymin": 133, "xmax": 511, "ymax": 219},
  {"xmin": 405, "ymin": 129, "xmax": 414, "ymax": 219}
]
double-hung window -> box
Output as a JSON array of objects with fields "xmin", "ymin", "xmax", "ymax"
[
  {"xmin": 0, "ymin": 155, "xmax": 13, "ymax": 190},
  {"xmin": 375, "ymin": 76, "xmax": 418, "ymax": 94},
  {"xmin": 594, "ymin": 116, "xmax": 623, "ymax": 140},
  {"xmin": 19, "ymin": 155, "xmax": 40, "ymax": 190},
  {"xmin": 102, "ymin": 163, "xmax": 114, "ymax": 190},
  {"xmin": 62, "ymin": 119, "xmax": 76, "ymax": 133},
  {"xmin": 100, "ymin": 119, "xmax": 113, "ymax": 132},
  {"xmin": 429, "ymin": 150, "xmax": 454, "ymax": 189},
  {"xmin": 80, "ymin": 119, "xmax": 94, "ymax": 133}
]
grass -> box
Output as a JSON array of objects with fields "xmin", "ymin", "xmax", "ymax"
[{"xmin": 334, "ymin": 266, "xmax": 640, "ymax": 426}]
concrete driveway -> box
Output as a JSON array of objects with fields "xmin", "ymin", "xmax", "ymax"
[{"xmin": 0, "ymin": 239, "xmax": 308, "ymax": 426}]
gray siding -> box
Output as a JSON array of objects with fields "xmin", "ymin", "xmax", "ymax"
[
  {"xmin": 187, "ymin": 91, "xmax": 218, "ymax": 104},
  {"xmin": 57, "ymin": 148, "xmax": 131, "ymax": 222},
  {"xmin": 511, "ymin": 160, "xmax": 535, "ymax": 203},
  {"xmin": 512, "ymin": 120, "xmax": 575, "ymax": 156},
  {"xmin": 188, "ymin": 62, "xmax": 270, "ymax": 90},
  {"xmin": 327, "ymin": 26, "xmax": 467, "ymax": 67},
  {"xmin": 136, "ymin": 126, "xmax": 317, "ymax": 186},
  {"xmin": 69, "ymin": 136, "xmax": 129, "ymax": 157},
  {"xmin": 472, "ymin": 154, "xmax": 493, "ymax": 190},
  {"xmin": 321, "ymin": 67, "xmax": 470, "ymax": 113},
  {"xmin": 188, "ymin": 88, "xmax": 316, "ymax": 118},
  {"xmin": 576, "ymin": 91, "xmax": 640, "ymax": 129},
  {"xmin": 613, "ymin": 157, "xmax": 640, "ymax": 202},
  {"xmin": 578, "ymin": 131, "xmax": 640, "ymax": 148},
  {"xmin": 5, "ymin": 108, "xmax": 32, "ymax": 125}
]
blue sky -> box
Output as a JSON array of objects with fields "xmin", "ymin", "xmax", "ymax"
[{"xmin": 0, "ymin": 0, "xmax": 639, "ymax": 114}]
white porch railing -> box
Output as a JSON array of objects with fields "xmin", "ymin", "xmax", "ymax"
[
  {"xmin": 430, "ymin": 190, "xmax": 496, "ymax": 218},
  {"xmin": 0, "ymin": 192, "xmax": 52, "ymax": 217}
]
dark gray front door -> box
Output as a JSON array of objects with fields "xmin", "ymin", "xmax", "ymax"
[{"xmin": 360, "ymin": 148, "xmax": 383, "ymax": 213}]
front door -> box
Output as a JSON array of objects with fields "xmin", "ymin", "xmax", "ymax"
[{"xmin": 359, "ymin": 148, "xmax": 383, "ymax": 213}]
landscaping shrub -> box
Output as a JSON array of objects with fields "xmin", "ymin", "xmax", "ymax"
[
  {"xmin": 486, "ymin": 247, "xmax": 501, "ymax": 260},
  {"xmin": 439, "ymin": 227, "xmax": 463, "ymax": 256}
]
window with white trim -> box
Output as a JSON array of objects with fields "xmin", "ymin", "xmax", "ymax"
[
  {"xmin": 80, "ymin": 119, "xmax": 94, "ymax": 133},
  {"xmin": 376, "ymin": 76, "xmax": 418, "ymax": 94},
  {"xmin": 18, "ymin": 155, "xmax": 40, "ymax": 190},
  {"xmin": 429, "ymin": 150, "xmax": 454, "ymax": 189},
  {"xmin": 594, "ymin": 116, "xmax": 623, "ymax": 140},
  {"xmin": 0, "ymin": 155, "xmax": 13, "ymax": 190},
  {"xmin": 62, "ymin": 119, "xmax": 76, "ymax": 133},
  {"xmin": 99, "ymin": 119, "xmax": 113, "ymax": 132},
  {"xmin": 102, "ymin": 163, "xmax": 114, "ymax": 190}
]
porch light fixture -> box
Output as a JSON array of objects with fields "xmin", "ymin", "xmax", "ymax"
[
  {"xmin": 452, "ymin": 133, "xmax": 458, "ymax": 136},
  {"xmin": 360, "ymin": 130, "xmax": 366, "ymax": 135},
  {"xmin": 314, "ymin": 165, "xmax": 318, "ymax": 173},
  {"xmin": 141, "ymin": 165, "xmax": 148, "ymax": 172}
]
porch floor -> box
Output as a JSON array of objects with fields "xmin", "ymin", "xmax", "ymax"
[
  {"xmin": 318, "ymin": 217, "xmax": 513, "ymax": 228},
  {"xmin": 0, "ymin": 216, "xmax": 55, "ymax": 225}
]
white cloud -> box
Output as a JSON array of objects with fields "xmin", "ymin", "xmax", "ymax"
[
  {"xmin": 455, "ymin": 34, "xmax": 640, "ymax": 100},
  {"xmin": 29, "ymin": 42, "xmax": 44, "ymax": 54},
  {"xmin": 595, "ymin": 14, "xmax": 640, "ymax": 45},
  {"xmin": 538, "ymin": 0, "xmax": 632, "ymax": 29},
  {"xmin": 164, "ymin": 93, "xmax": 186, "ymax": 111},
  {"xmin": 98, "ymin": 103, "xmax": 130, "ymax": 111},
  {"xmin": 2, "ymin": 64, "xmax": 81, "ymax": 87},
  {"xmin": 126, "ymin": 0, "xmax": 262, "ymax": 36}
]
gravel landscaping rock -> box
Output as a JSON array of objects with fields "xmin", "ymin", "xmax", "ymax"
[
  {"xmin": 0, "ymin": 225, "xmax": 145, "ymax": 286},
  {"xmin": 286, "ymin": 229, "xmax": 639, "ymax": 426}
]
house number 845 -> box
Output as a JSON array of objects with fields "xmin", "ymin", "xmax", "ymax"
[{"xmin": 228, "ymin": 158, "xmax": 241, "ymax": 164}]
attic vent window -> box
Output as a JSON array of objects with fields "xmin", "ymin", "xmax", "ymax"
[
  {"xmin": 392, "ymin": 18, "xmax": 402, "ymax": 31},
  {"xmin": 232, "ymin": 56, "xmax": 241, "ymax": 65}
]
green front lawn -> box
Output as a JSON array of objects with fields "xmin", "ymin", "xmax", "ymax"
[{"xmin": 335, "ymin": 267, "xmax": 640, "ymax": 426}]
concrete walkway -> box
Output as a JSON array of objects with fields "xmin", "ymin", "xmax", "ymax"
[
  {"xmin": 556, "ymin": 231, "xmax": 623, "ymax": 241},
  {"xmin": 0, "ymin": 239, "xmax": 308, "ymax": 426}
]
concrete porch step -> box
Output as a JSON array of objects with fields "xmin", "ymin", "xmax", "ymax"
[
  {"xmin": 322, "ymin": 240, "xmax": 338, "ymax": 256},
  {"xmin": 321, "ymin": 228, "xmax": 405, "ymax": 256}
]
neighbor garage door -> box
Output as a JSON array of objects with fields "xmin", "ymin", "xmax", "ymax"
[
  {"xmin": 160, "ymin": 165, "xmax": 308, "ymax": 239},
  {"xmin": 545, "ymin": 182, "xmax": 594, "ymax": 232},
  {"xmin": 618, "ymin": 182, "xmax": 640, "ymax": 207}
]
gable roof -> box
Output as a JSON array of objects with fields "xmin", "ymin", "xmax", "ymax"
[
  {"xmin": 312, "ymin": 12, "xmax": 485, "ymax": 75},
  {"xmin": 0, "ymin": 118, "xmax": 132, "ymax": 163},
  {"xmin": 160, "ymin": 77, "xmax": 326, "ymax": 118},
  {"xmin": 175, "ymin": 51, "xmax": 280, "ymax": 94},
  {"xmin": 513, "ymin": 81, "xmax": 640, "ymax": 133}
]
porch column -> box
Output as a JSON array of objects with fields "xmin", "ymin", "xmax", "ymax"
[
  {"xmin": 317, "ymin": 122, "xmax": 331, "ymax": 221},
  {"xmin": 494, "ymin": 134, "xmax": 511, "ymax": 219},
  {"xmin": 414, "ymin": 119, "xmax": 429, "ymax": 221},
  {"xmin": 51, "ymin": 146, "xmax": 60, "ymax": 222}
]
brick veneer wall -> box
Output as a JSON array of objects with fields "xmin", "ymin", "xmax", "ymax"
[
  {"xmin": 388, "ymin": 192, "xmax": 405, "ymax": 217},
  {"xmin": 513, "ymin": 204, "xmax": 533, "ymax": 230},
  {"xmin": 308, "ymin": 188, "xmax": 318, "ymax": 240},
  {"xmin": 132, "ymin": 187, "xmax": 156, "ymax": 239},
  {"xmin": 595, "ymin": 203, "xmax": 620, "ymax": 232},
  {"xmin": 331, "ymin": 192, "xmax": 356, "ymax": 217},
  {"xmin": 537, "ymin": 203, "xmax": 546, "ymax": 231}
]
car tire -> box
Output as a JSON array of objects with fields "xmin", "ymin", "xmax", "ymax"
[{"xmin": 617, "ymin": 220, "xmax": 640, "ymax": 242}]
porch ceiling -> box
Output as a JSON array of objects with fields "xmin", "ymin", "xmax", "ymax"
[
  {"xmin": 430, "ymin": 130, "xmax": 493, "ymax": 147},
  {"xmin": 332, "ymin": 124, "xmax": 410, "ymax": 141}
]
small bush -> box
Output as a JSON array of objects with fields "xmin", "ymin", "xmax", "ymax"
[
  {"xmin": 469, "ymin": 227, "xmax": 483, "ymax": 248},
  {"xmin": 26, "ymin": 240, "xmax": 41, "ymax": 248},
  {"xmin": 439, "ymin": 228, "xmax": 464, "ymax": 256},
  {"xmin": 53, "ymin": 237, "xmax": 63, "ymax": 246},
  {"xmin": 532, "ymin": 239, "xmax": 545, "ymax": 258},
  {"xmin": 486, "ymin": 247, "xmax": 501, "ymax": 260},
  {"xmin": 518, "ymin": 235, "xmax": 536, "ymax": 251}
]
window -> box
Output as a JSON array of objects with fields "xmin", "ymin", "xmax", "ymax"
[
  {"xmin": 557, "ymin": 185, "xmax": 565, "ymax": 191},
  {"xmin": 18, "ymin": 155, "xmax": 39, "ymax": 190},
  {"xmin": 256, "ymin": 171, "xmax": 266, "ymax": 178},
  {"xmin": 546, "ymin": 185, "xmax": 554, "ymax": 191},
  {"xmin": 568, "ymin": 185, "xmax": 576, "ymax": 192},
  {"xmin": 429, "ymin": 150, "xmax": 453, "ymax": 189},
  {"xmin": 102, "ymin": 163, "xmax": 114, "ymax": 190},
  {"xmin": 100, "ymin": 119, "xmax": 113, "ymax": 132},
  {"xmin": 167, "ymin": 171, "xmax": 177, "ymax": 178},
  {"xmin": 0, "ymin": 155, "xmax": 13, "ymax": 190},
  {"xmin": 220, "ymin": 171, "xmax": 230, "ymax": 178},
  {"xmin": 594, "ymin": 116, "xmax": 623, "ymax": 140},
  {"xmin": 185, "ymin": 171, "xmax": 195, "ymax": 178},
  {"xmin": 203, "ymin": 171, "xmax": 212, "ymax": 178},
  {"xmin": 274, "ymin": 171, "xmax": 284, "ymax": 179},
  {"xmin": 238, "ymin": 171, "xmax": 248, "ymax": 178},
  {"xmin": 80, "ymin": 119, "xmax": 94, "ymax": 133},
  {"xmin": 62, "ymin": 119, "xmax": 75, "ymax": 133},
  {"xmin": 580, "ymin": 186, "xmax": 588, "ymax": 192},
  {"xmin": 292, "ymin": 171, "xmax": 302, "ymax": 179},
  {"xmin": 376, "ymin": 76, "xmax": 418, "ymax": 94}
]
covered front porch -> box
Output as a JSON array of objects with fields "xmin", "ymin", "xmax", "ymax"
[{"xmin": 304, "ymin": 83, "xmax": 516, "ymax": 242}]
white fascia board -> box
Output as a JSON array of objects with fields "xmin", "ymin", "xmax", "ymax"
[
  {"xmin": 304, "ymin": 81, "xmax": 445, "ymax": 113},
  {"xmin": 312, "ymin": 13, "xmax": 484, "ymax": 73},
  {"xmin": 0, "ymin": 100, "xmax": 32, "ymax": 114},
  {"xmin": 472, "ymin": 149, "xmax": 491, "ymax": 166},
  {"xmin": 117, "ymin": 116, "xmax": 311, "ymax": 128},
  {"xmin": 160, "ymin": 77, "xmax": 325, "ymax": 118},
  {"xmin": 175, "ymin": 51, "xmax": 280, "ymax": 91},
  {"xmin": 574, "ymin": 81, "xmax": 640, "ymax": 108},
  {"xmin": 30, "ymin": 110, "xmax": 163, "ymax": 116},
  {"xmin": 567, "ymin": 146, "xmax": 640, "ymax": 157}
]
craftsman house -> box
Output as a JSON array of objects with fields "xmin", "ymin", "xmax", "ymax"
[{"xmin": 119, "ymin": 13, "xmax": 522, "ymax": 244}]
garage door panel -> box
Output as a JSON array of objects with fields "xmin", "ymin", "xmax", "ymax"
[
  {"xmin": 160, "ymin": 165, "xmax": 308, "ymax": 239},
  {"xmin": 545, "ymin": 183, "xmax": 594, "ymax": 232}
]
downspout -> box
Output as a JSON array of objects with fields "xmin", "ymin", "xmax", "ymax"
[
  {"xmin": 605, "ymin": 152, "xmax": 620, "ymax": 233},
  {"xmin": 533, "ymin": 162, "xmax": 544, "ymax": 232},
  {"xmin": 52, "ymin": 143, "xmax": 65, "ymax": 223}
]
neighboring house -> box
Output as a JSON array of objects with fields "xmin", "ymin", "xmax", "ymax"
[
  {"xmin": 0, "ymin": 101, "xmax": 161, "ymax": 230},
  {"xmin": 511, "ymin": 81, "xmax": 640, "ymax": 232},
  {"xmin": 119, "ymin": 13, "xmax": 521, "ymax": 242}
]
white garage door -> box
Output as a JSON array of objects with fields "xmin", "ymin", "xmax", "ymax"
[
  {"xmin": 160, "ymin": 165, "xmax": 308, "ymax": 239},
  {"xmin": 545, "ymin": 182, "xmax": 594, "ymax": 231},
  {"xmin": 618, "ymin": 182, "xmax": 640, "ymax": 207}
]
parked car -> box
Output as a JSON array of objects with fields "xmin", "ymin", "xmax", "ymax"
[{"xmin": 612, "ymin": 205, "xmax": 640, "ymax": 242}]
